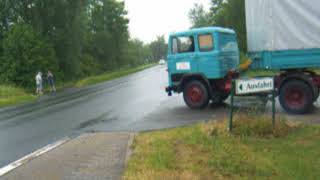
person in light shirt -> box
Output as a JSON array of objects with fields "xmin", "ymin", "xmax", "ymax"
[{"xmin": 35, "ymin": 72, "xmax": 43, "ymax": 95}]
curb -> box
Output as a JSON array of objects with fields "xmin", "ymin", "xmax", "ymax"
[
  {"xmin": 124, "ymin": 133, "xmax": 136, "ymax": 167},
  {"xmin": 0, "ymin": 137, "xmax": 70, "ymax": 177}
]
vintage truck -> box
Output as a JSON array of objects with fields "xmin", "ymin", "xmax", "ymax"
[{"xmin": 165, "ymin": 0, "xmax": 320, "ymax": 114}]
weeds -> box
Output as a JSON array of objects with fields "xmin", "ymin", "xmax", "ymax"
[{"xmin": 124, "ymin": 114, "xmax": 320, "ymax": 180}]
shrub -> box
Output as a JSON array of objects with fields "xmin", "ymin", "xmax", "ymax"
[{"xmin": 0, "ymin": 23, "xmax": 59, "ymax": 88}]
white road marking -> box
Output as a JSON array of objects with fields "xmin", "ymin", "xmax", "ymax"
[{"xmin": 0, "ymin": 137, "xmax": 70, "ymax": 177}]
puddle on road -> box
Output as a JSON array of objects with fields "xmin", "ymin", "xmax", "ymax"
[{"xmin": 75, "ymin": 112, "xmax": 117, "ymax": 130}]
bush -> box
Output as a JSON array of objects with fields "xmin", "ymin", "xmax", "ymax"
[
  {"xmin": 79, "ymin": 54, "xmax": 102, "ymax": 77},
  {"xmin": 0, "ymin": 24, "xmax": 59, "ymax": 88}
]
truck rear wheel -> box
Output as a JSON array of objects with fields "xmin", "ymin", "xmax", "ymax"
[
  {"xmin": 183, "ymin": 80, "xmax": 209, "ymax": 109},
  {"xmin": 279, "ymin": 80, "xmax": 313, "ymax": 114},
  {"xmin": 314, "ymin": 88, "xmax": 320, "ymax": 101}
]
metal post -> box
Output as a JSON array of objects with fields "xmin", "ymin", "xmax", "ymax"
[
  {"xmin": 272, "ymin": 88, "xmax": 276, "ymax": 129},
  {"xmin": 228, "ymin": 80, "xmax": 235, "ymax": 132}
]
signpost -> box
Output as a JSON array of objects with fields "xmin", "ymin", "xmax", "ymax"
[{"xmin": 228, "ymin": 77, "xmax": 276, "ymax": 132}]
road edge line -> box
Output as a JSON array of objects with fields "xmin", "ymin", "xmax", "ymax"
[
  {"xmin": 124, "ymin": 133, "xmax": 135, "ymax": 167},
  {"xmin": 0, "ymin": 137, "xmax": 70, "ymax": 177}
]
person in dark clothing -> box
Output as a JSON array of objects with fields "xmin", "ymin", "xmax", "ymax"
[{"xmin": 47, "ymin": 70, "xmax": 56, "ymax": 93}]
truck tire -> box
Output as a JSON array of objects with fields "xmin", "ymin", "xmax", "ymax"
[
  {"xmin": 279, "ymin": 80, "xmax": 313, "ymax": 114},
  {"xmin": 183, "ymin": 80, "xmax": 209, "ymax": 109},
  {"xmin": 314, "ymin": 88, "xmax": 320, "ymax": 101}
]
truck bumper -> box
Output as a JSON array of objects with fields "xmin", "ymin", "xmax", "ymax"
[{"xmin": 165, "ymin": 85, "xmax": 179, "ymax": 96}]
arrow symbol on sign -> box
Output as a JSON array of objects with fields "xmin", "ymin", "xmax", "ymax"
[{"xmin": 239, "ymin": 84, "xmax": 243, "ymax": 91}]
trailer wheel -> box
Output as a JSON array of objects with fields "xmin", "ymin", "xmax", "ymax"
[
  {"xmin": 183, "ymin": 80, "xmax": 209, "ymax": 109},
  {"xmin": 314, "ymin": 88, "xmax": 320, "ymax": 101},
  {"xmin": 279, "ymin": 80, "xmax": 313, "ymax": 114}
]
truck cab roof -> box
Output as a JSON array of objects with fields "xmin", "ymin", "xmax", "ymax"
[{"xmin": 169, "ymin": 27, "xmax": 236, "ymax": 37}]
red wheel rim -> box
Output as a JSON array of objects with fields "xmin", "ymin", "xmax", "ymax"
[
  {"xmin": 285, "ymin": 87, "xmax": 306, "ymax": 109},
  {"xmin": 187, "ymin": 85, "xmax": 204, "ymax": 104}
]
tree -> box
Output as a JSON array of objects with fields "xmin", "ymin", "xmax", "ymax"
[
  {"xmin": 0, "ymin": 23, "xmax": 59, "ymax": 87},
  {"xmin": 0, "ymin": 0, "xmax": 88, "ymax": 79},
  {"xmin": 0, "ymin": 0, "xmax": 146, "ymax": 88},
  {"xmin": 87, "ymin": 0, "xmax": 129, "ymax": 70},
  {"xmin": 188, "ymin": 3, "xmax": 212, "ymax": 28},
  {"xmin": 149, "ymin": 36, "xmax": 167, "ymax": 62},
  {"xmin": 126, "ymin": 39, "xmax": 151, "ymax": 66},
  {"xmin": 211, "ymin": 0, "xmax": 247, "ymax": 52},
  {"xmin": 210, "ymin": 0, "xmax": 224, "ymax": 15},
  {"xmin": 189, "ymin": 0, "xmax": 247, "ymax": 52}
]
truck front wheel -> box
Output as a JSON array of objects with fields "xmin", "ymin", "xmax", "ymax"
[
  {"xmin": 279, "ymin": 80, "xmax": 313, "ymax": 114},
  {"xmin": 183, "ymin": 80, "xmax": 209, "ymax": 109}
]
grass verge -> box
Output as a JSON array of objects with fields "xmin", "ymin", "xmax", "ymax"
[
  {"xmin": 0, "ymin": 85, "xmax": 37, "ymax": 108},
  {"xmin": 124, "ymin": 115, "xmax": 320, "ymax": 180},
  {"xmin": 75, "ymin": 63, "xmax": 156, "ymax": 87}
]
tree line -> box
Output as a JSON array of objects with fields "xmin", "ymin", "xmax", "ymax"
[
  {"xmin": 0, "ymin": 0, "xmax": 167, "ymax": 88},
  {"xmin": 189, "ymin": 0, "xmax": 246, "ymax": 52}
]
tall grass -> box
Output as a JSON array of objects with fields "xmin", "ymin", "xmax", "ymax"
[
  {"xmin": 76, "ymin": 63, "xmax": 156, "ymax": 87},
  {"xmin": 0, "ymin": 85, "xmax": 36, "ymax": 107},
  {"xmin": 124, "ymin": 115, "xmax": 320, "ymax": 180}
]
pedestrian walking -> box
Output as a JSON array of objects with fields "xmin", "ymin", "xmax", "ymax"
[
  {"xmin": 47, "ymin": 70, "xmax": 56, "ymax": 93},
  {"xmin": 35, "ymin": 72, "xmax": 43, "ymax": 95}
]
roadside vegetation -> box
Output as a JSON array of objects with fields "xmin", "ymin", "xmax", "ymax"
[
  {"xmin": 124, "ymin": 115, "xmax": 320, "ymax": 180},
  {"xmin": 0, "ymin": 0, "xmax": 166, "ymax": 107},
  {"xmin": 76, "ymin": 63, "xmax": 156, "ymax": 87},
  {"xmin": 0, "ymin": 63, "xmax": 155, "ymax": 107},
  {"xmin": 0, "ymin": 85, "xmax": 36, "ymax": 108}
]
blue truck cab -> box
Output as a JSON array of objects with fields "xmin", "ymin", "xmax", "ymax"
[{"xmin": 166, "ymin": 27, "xmax": 240, "ymax": 109}]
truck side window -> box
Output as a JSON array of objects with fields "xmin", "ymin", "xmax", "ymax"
[
  {"xmin": 172, "ymin": 36, "xmax": 195, "ymax": 54},
  {"xmin": 172, "ymin": 38, "xmax": 179, "ymax": 54},
  {"xmin": 198, "ymin": 34, "xmax": 214, "ymax": 52},
  {"xmin": 220, "ymin": 33, "xmax": 238, "ymax": 52}
]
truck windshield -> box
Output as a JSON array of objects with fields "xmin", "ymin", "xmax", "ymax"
[
  {"xmin": 219, "ymin": 33, "xmax": 238, "ymax": 52},
  {"xmin": 172, "ymin": 36, "xmax": 195, "ymax": 54}
]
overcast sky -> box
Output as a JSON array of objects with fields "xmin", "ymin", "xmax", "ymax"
[{"xmin": 124, "ymin": 0, "xmax": 211, "ymax": 43}]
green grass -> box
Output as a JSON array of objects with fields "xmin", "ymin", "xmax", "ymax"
[
  {"xmin": 124, "ymin": 116, "xmax": 320, "ymax": 180},
  {"xmin": 75, "ymin": 63, "xmax": 156, "ymax": 87},
  {"xmin": 0, "ymin": 85, "xmax": 37, "ymax": 107}
]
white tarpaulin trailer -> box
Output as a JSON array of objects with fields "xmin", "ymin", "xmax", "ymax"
[{"xmin": 245, "ymin": 0, "xmax": 320, "ymax": 52}]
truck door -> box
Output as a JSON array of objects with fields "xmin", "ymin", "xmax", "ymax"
[
  {"xmin": 196, "ymin": 33, "xmax": 219, "ymax": 79},
  {"xmin": 218, "ymin": 33, "xmax": 240, "ymax": 76},
  {"xmin": 168, "ymin": 36, "xmax": 198, "ymax": 75}
]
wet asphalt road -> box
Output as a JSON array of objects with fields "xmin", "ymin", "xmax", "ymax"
[
  {"xmin": 1, "ymin": 65, "xmax": 320, "ymax": 168},
  {"xmin": 0, "ymin": 66, "xmax": 226, "ymax": 168}
]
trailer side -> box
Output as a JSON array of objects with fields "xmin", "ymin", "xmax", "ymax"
[{"xmin": 246, "ymin": 0, "xmax": 320, "ymax": 70}]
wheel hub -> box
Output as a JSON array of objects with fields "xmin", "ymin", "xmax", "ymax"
[
  {"xmin": 187, "ymin": 85, "xmax": 203, "ymax": 103},
  {"xmin": 285, "ymin": 88, "xmax": 305, "ymax": 108}
]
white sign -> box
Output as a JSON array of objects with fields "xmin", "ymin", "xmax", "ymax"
[
  {"xmin": 176, "ymin": 62, "xmax": 191, "ymax": 70},
  {"xmin": 236, "ymin": 77, "xmax": 274, "ymax": 95}
]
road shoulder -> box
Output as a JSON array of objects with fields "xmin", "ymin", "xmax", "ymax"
[{"xmin": 1, "ymin": 133, "xmax": 134, "ymax": 180}]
